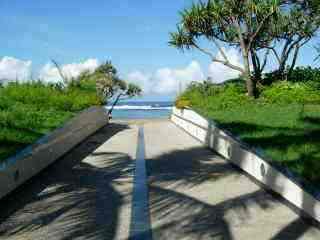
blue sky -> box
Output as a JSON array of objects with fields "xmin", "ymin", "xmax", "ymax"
[
  {"xmin": 0, "ymin": 1, "xmax": 203, "ymax": 71},
  {"xmin": 0, "ymin": 0, "xmax": 319, "ymax": 101}
]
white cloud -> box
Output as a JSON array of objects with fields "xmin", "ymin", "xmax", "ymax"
[
  {"xmin": 127, "ymin": 71, "xmax": 153, "ymax": 93},
  {"xmin": 39, "ymin": 58, "xmax": 99, "ymax": 83},
  {"xmin": 208, "ymin": 48, "xmax": 243, "ymax": 83},
  {"xmin": 127, "ymin": 61, "xmax": 205, "ymax": 95},
  {"xmin": 0, "ymin": 48, "xmax": 243, "ymax": 94},
  {"xmin": 0, "ymin": 56, "xmax": 32, "ymax": 82},
  {"xmin": 127, "ymin": 49, "xmax": 243, "ymax": 95}
]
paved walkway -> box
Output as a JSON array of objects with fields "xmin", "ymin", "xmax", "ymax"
[{"xmin": 0, "ymin": 120, "xmax": 320, "ymax": 239}]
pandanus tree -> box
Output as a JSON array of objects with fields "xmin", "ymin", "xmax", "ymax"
[
  {"xmin": 169, "ymin": 0, "xmax": 281, "ymax": 97},
  {"xmin": 78, "ymin": 61, "xmax": 142, "ymax": 115},
  {"xmin": 263, "ymin": 0, "xmax": 320, "ymax": 79}
]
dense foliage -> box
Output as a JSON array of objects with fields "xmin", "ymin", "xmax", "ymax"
[
  {"xmin": 0, "ymin": 80, "xmax": 103, "ymax": 161},
  {"xmin": 263, "ymin": 66, "xmax": 320, "ymax": 87},
  {"xmin": 176, "ymin": 69, "xmax": 320, "ymax": 187},
  {"xmin": 77, "ymin": 61, "xmax": 141, "ymax": 109}
]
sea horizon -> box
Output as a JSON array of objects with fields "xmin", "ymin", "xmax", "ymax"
[{"xmin": 106, "ymin": 100, "xmax": 174, "ymax": 119}]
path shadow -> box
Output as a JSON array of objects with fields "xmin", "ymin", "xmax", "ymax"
[
  {"xmin": 147, "ymin": 145, "xmax": 275, "ymax": 239},
  {"xmin": 301, "ymin": 116, "xmax": 320, "ymax": 126},
  {"xmin": 270, "ymin": 218, "xmax": 312, "ymax": 240},
  {"xmin": 147, "ymin": 133, "xmax": 320, "ymax": 239},
  {"xmin": 149, "ymin": 185, "xmax": 284, "ymax": 240},
  {"xmin": 0, "ymin": 122, "xmax": 132, "ymax": 240},
  {"xmin": 147, "ymin": 146, "xmax": 236, "ymax": 188}
]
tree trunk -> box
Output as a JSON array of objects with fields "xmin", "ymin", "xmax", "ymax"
[
  {"xmin": 278, "ymin": 61, "xmax": 286, "ymax": 80},
  {"xmin": 250, "ymin": 50, "xmax": 262, "ymax": 85},
  {"xmin": 233, "ymin": 17, "xmax": 255, "ymax": 97},
  {"xmin": 275, "ymin": 40, "xmax": 292, "ymax": 80},
  {"xmin": 108, "ymin": 93, "xmax": 123, "ymax": 115},
  {"xmin": 277, "ymin": 39, "xmax": 303, "ymax": 80},
  {"xmin": 288, "ymin": 45, "xmax": 300, "ymax": 77},
  {"xmin": 243, "ymin": 52, "xmax": 255, "ymax": 97}
]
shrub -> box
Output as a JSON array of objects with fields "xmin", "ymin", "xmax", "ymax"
[
  {"xmin": 180, "ymin": 80, "xmax": 320, "ymax": 108},
  {"xmin": 179, "ymin": 81, "xmax": 251, "ymax": 111},
  {"xmin": 262, "ymin": 66, "xmax": 320, "ymax": 88},
  {"xmin": 261, "ymin": 81, "xmax": 320, "ymax": 104},
  {"xmin": 0, "ymin": 80, "xmax": 103, "ymax": 161},
  {"xmin": 0, "ymin": 81, "xmax": 103, "ymax": 112},
  {"xmin": 288, "ymin": 66, "xmax": 320, "ymax": 84},
  {"xmin": 175, "ymin": 98, "xmax": 191, "ymax": 109}
]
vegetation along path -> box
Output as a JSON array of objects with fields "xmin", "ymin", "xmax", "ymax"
[{"xmin": 0, "ymin": 119, "xmax": 320, "ymax": 239}]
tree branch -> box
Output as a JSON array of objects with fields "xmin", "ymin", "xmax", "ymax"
[
  {"xmin": 300, "ymin": 38, "xmax": 310, "ymax": 47},
  {"xmin": 214, "ymin": 58, "xmax": 245, "ymax": 73},
  {"xmin": 51, "ymin": 59, "xmax": 67, "ymax": 84},
  {"xmin": 260, "ymin": 44, "xmax": 281, "ymax": 64},
  {"xmin": 261, "ymin": 49, "xmax": 270, "ymax": 72},
  {"xmin": 251, "ymin": 49, "xmax": 260, "ymax": 75},
  {"xmin": 108, "ymin": 93, "xmax": 124, "ymax": 115},
  {"xmin": 281, "ymin": 39, "xmax": 295, "ymax": 65},
  {"xmin": 233, "ymin": 16, "xmax": 247, "ymax": 54},
  {"xmin": 212, "ymin": 38, "xmax": 229, "ymax": 62},
  {"xmin": 288, "ymin": 44, "xmax": 300, "ymax": 75},
  {"xmin": 248, "ymin": 10, "xmax": 277, "ymax": 50},
  {"xmin": 271, "ymin": 47, "xmax": 281, "ymax": 64},
  {"xmin": 288, "ymin": 38, "xmax": 309, "ymax": 75},
  {"xmin": 192, "ymin": 42, "xmax": 216, "ymax": 60},
  {"xmin": 192, "ymin": 42, "xmax": 244, "ymax": 73}
]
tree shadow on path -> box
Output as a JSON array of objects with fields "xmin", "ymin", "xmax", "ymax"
[
  {"xmin": 0, "ymin": 123, "xmax": 133, "ymax": 240},
  {"xmin": 147, "ymin": 144, "xmax": 320, "ymax": 240},
  {"xmin": 147, "ymin": 146, "xmax": 273, "ymax": 239},
  {"xmin": 147, "ymin": 146, "xmax": 236, "ymax": 188}
]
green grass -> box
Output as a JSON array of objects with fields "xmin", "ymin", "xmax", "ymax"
[
  {"xmin": 0, "ymin": 81, "xmax": 103, "ymax": 161},
  {"xmin": 178, "ymin": 81, "xmax": 320, "ymax": 188}
]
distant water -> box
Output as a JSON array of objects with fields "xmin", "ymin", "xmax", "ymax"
[{"xmin": 105, "ymin": 101, "xmax": 173, "ymax": 119}]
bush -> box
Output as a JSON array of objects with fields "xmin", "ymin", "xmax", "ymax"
[
  {"xmin": 261, "ymin": 81, "xmax": 320, "ymax": 104},
  {"xmin": 0, "ymin": 80, "xmax": 103, "ymax": 161},
  {"xmin": 180, "ymin": 81, "xmax": 251, "ymax": 111},
  {"xmin": 262, "ymin": 66, "xmax": 320, "ymax": 88},
  {"xmin": 180, "ymin": 78, "xmax": 320, "ymax": 109},
  {"xmin": 287, "ymin": 66, "xmax": 320, "ymax": 84},
  {"xmin": 0, "ymin": 82, "xmax": 103, "ymax": 112},
  {"xmin": 175, "ymin": 98, "xmax": 191, "ymax": 109}
]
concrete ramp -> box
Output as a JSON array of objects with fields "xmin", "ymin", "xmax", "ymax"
[{"xmin": 0, "ymin": 120, "xmax": 319, "ymax": 239}]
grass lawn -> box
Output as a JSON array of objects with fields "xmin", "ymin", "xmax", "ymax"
[
  {"xmin": 0, "ymin": 81, "xmax": 102, "ymax": 161},
  {"xmin": 178, "ymin": 81, "xmax": 320, "ymax": 188}
]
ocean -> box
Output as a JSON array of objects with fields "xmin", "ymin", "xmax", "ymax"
[{"xmin": 105, "ymin": 101, "xmax": 173, "ymax": 119}]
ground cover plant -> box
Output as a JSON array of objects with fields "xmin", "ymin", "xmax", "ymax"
[
  {"xmin": 0, "ymin": 80, "xmax": 103, "ymax": 161},
  {"xmin": 176, "ymin": 70, "xmax": 320, "ymax": 188}
]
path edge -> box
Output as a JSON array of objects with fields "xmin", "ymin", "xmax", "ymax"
[{"xmin": 0, "ymin": 106, "xmax": 109, "ymax": 200}]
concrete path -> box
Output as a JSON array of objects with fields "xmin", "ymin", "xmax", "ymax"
[
  {"xmin": 0, "ymin": 119, "xmax": 320, "ymax": 239},
  {"xmin": 0, "ymin": 123, "xmax": 137, "ymax": 240}
]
